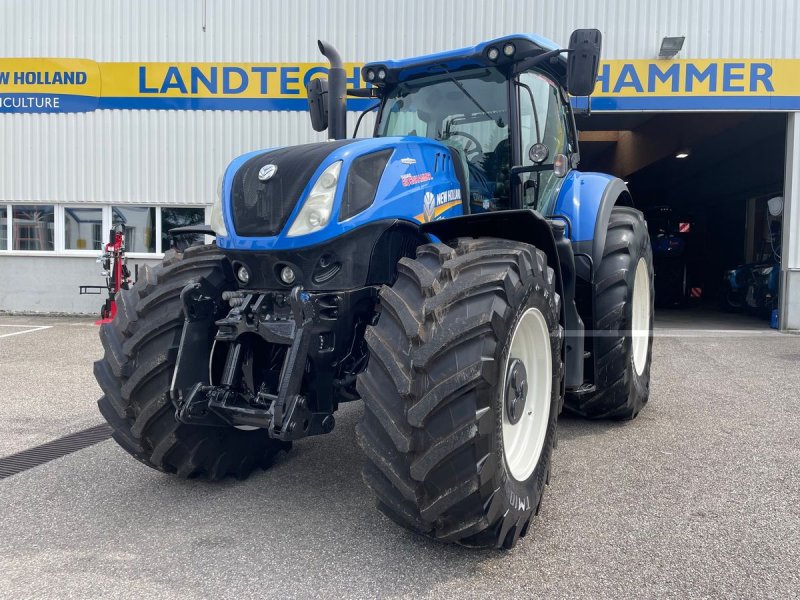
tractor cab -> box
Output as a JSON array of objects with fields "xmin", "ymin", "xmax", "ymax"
[{"xmin": 310, "ymin": 32, "xmax": 601, "ymax": 216}]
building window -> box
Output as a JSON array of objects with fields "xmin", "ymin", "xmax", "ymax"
[
  {"xmin": 0, "ymin": 205, "xmax": 7, "ymax": 250},
  {"xmin": 160, "ymin": 206, "xmax": 206, "ymax": 251},
  {"xmin": 112, "ymin": 206, "xmax": 156, "ymax": 253},
  {"xmin": 64, "ymin": 206, "xmax": 104, "ymax": 251},
  {"xmin": 12, "ymin": 205, "xmax": 55, "ymax": 251},
  {"xmin": 0, "ymin": 204, "xmax": 208, "ymax": 255}
]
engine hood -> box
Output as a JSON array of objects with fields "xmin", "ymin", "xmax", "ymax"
[{"xmin": 216, "ymin": 136, "xmax": 467, "ymax": 252}]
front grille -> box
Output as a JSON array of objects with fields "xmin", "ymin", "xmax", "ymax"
[{"xmin": 231, "ymin": 139, "xmax": 356, "ymax": 237}]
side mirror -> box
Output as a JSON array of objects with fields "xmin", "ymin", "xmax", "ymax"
[
  {"xmin": 306, "ymin": 77, "xmax": 329, "ymax": 132},
  {"xmin": 566, "ymin": 29, "xmax": 602, "ymax": 97}
]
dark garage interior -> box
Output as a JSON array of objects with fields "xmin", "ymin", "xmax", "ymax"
[{"xmin": 576, "ymin": 112, "xmax": 787, "ymax": 327}]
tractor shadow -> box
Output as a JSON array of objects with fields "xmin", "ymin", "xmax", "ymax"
[
  {"xmin": 82, "ymin": 402, "xmax": 639, "ymax": 597},
  {"xmin": 555, "ymin": 409, "xmax": 635, "ymax": 443},
  {"xmin": 85, "ymin": 402, "xmax": 504, "ymax": 597}
]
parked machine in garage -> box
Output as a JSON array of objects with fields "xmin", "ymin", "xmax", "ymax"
[
  {"xmin": 721, "ymin": 196, "xmax": 783, "ymax": 322},
  {"xmin": 645, "ymin": 205, "xmax": 699, "ymax": 307},
  {"xmin": 94, "ymin": 30, "xmax": 655, "ymax": 548}
]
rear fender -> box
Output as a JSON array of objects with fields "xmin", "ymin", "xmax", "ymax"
[
  {"xmin": 420, "ymin": 209, "xmax": 563, "ymax": 309},
  {"xmin": 552, "ymin": 172, "xmax": 632, "ymax": 281},
  {"xmin": 420, "ymin": 210, "xmax": 577, "ymax": 394},
  {"xmin": 551, "ymin": 172, "xmax": 634, "ymax": 393}
]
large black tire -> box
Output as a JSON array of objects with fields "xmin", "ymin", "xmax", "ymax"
[
  {"xmin": 565, "ymin": 207, "xmax": 654, "ymax": 420},
  {"xmin": 95, "ymin": 244, "xmax": 291, "ymax": 479},
  {"xmin": 356, "ymin": 238, "xmax": 563, "ymax": 549}
]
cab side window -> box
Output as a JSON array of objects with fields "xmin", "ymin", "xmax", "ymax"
[{"xmin": 517, "ymin": 72, "xmax": 568, "ymax": 210}]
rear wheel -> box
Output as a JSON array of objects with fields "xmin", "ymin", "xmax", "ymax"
[
  {"xmin": 356, "ymin": 238, "xmax": 563, "ymax": 548},
  {"xmin": 95, "ymin": 244, "xmax": 290, "ymax": 479},
  {"xmin": 565, "ymin": 207, "xmax": 654, "ymax": 420}
]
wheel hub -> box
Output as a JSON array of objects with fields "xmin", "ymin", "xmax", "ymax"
[{"xmin": 505, "ymin": 359, "xmax": 528, "ymax": 425}]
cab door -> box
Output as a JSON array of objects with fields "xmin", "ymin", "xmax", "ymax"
[{"xmin": 514, "ymin": 71, "xmax": 572, "ymax": 214}]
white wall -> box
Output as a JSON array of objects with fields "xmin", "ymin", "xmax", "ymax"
[
  {"xmin": 781, "ymin": 113, "xmax": 800, "ymax": 329},
  {"xmin": 0, "ymin": 255, "xmax": 162, "ymax": 314},
  {"xmin": 2, "ymin": 0, "xmax": 800, "ymax": 317},
  {"xmin": 3, "ymin": 0, "xmax": 799, "ymax": 208}
]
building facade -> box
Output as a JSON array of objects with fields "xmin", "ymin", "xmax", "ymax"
[{"xmin": 1, "ymin": 0, "xmax": 799, "ymax": 329}]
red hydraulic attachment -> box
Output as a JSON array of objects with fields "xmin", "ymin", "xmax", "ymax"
[{"xmin": 79, "ymin": 225, "xmax": 132, "ymax": 325}]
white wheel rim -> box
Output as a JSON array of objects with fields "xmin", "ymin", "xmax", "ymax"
[
  {"xmin": 501, "ymin": 307, "xmax": 552, "ymax": 482},
  {"xmin": 631, "ymin": 257, "xmax": 651, "ymax": 376}
]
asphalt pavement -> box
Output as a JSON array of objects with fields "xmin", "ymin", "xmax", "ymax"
[{"xmin": 0, "ymin": 312, "xmax": 798, "ymax": 599}]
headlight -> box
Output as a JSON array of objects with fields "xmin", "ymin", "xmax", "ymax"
[
  {"xmin": 287, "ymin": 161, "xmax": 342, "ymax": 237},
  {"xmin": 210, "ymin": 172, "xmax": 228, "ymax": 236}
]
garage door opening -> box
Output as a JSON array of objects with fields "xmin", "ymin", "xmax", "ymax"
[{"xmin": 576, "ymin": 112, "xmax": 787, "ymax": 329}]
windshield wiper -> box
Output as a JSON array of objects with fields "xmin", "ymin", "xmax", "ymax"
[{"xmin": 437, "ymin": 64, "xmax": 504, "ymax": 128}]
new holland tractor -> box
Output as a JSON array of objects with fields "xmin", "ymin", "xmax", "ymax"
[{"xmin": 95, "ymin": 29, "xmax": 654, "ymax": 549}]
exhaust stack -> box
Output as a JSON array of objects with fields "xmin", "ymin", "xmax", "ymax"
[{"xmin": 317, "ymin": 40, "xmax": 347, "ymax": 140}]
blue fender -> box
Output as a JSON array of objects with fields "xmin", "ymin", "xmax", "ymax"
[{"xmin": 552, "ymin": 171, "xmax": 632, "ymax": 278}]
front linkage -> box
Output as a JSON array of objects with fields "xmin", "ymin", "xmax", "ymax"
[{"xmin": 171, "ymin": 280, "xmax": 377, "ymax": 441}]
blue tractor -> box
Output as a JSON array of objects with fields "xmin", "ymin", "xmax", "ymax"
[{"xmin": 96, "ymin": 30, "xmax": 654, "ymax": 549}]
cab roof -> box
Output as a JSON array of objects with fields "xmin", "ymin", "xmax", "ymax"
[{"xmin": 363, "ymin": 34, "xmax": 567, "ymax": 87}]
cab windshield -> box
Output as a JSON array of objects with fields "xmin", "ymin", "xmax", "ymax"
[{"xmin": 376, "ymin": 67, "xmax": 511, "ymax": 210}]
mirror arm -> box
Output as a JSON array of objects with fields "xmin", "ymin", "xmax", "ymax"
[
  {"xmin": 511, "ymin": 164, "xmax": 554, "ymax": 178},
  {"xmin": 516, "ymin": 48, "xmax": 567, "ymax": 71},
  {"xmin": 347, "ymin": 88, "xmax": 379, "ymax": 98}
]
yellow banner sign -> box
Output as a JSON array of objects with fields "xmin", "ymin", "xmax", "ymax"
[{"xmin": 1, "ymin": 57, "xmax": 799, "ymax": 113}]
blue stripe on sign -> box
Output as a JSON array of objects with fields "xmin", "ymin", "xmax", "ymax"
[
  {"xmin": 9, "ymin": 93, "xmax": 800, "ymax": 114},
  {"xmin": 0, "ymin": 94, "xmax": 98, "ymax": 113},
  {"xmin": 571, "ymin": 95, "xmax": 800, "ymax": 111},
  {"xmin": 97, "ymin": 97, "xmax": 376, "ymax": 111}
]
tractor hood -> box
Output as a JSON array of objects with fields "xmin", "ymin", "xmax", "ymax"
[{"xmin": 216, "ymin": 136, "xmax": 467, "ymax": 252}]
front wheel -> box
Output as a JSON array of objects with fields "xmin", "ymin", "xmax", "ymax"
[
  {"xmin": 94, "ymin": 244, "xmax": 291, "ymax": 479},
  {"xmin": 356, "ymin": 238, "xmax": 563, "ymax": 549}
]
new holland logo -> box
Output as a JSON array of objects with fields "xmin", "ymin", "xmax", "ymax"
[
  {"xmin": 258, "ymin": 163, "xmax": 278, "ymax": 181},
  {"xmin": 423, "ymin": 192, "xmax": 436, "ymax": 223}
]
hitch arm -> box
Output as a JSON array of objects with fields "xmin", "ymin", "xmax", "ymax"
[
  {"xmin": 170, "ymin": 281, "xmax": 220, "ymax": 400},
  {"xmin": 266, "ymin": 288, "xmax": 317, "ymax": 438}
]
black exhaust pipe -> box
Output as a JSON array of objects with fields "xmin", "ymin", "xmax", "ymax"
[{"xmin": 317, "ymin": 40, "xmax": 347, "ymax": 140}]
